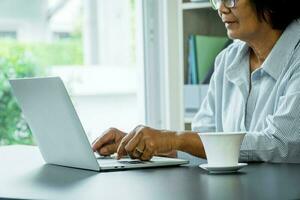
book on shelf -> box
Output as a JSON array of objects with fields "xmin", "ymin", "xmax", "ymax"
[
  {"xmin": 185, "ymin": 36, "xmax": 232, "ymax": 117},
  {"xmin": 187, "ymin": 34, "xmax": 232, "ymax": 84},
  {"xmin": 196, "ymin": 35, "xmax": 230, "ymax": 83},
  {"xmin": 187, "ymin": 35, "xmax": 198, "ymax": 84}
]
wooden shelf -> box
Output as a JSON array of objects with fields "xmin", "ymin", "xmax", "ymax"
[{"xmin": 181, "ymin": 2, "xmax": 211, "ymax": 10}]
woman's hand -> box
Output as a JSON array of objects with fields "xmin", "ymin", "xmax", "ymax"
[
  {"xmin": 92, "ymin": 128, "xmax": 126, "ymax": 156},
  {"xmin": 116, "ymin": 125, "xmax": 177, "ymax": 161},
  {"xmin": 92, "ymin": 125, "xmax": 205, "ymax": 160}
]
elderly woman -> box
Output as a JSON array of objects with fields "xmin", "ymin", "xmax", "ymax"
[{"xmin": 92, "ymin": 0, "xmax": 300, "ymax": 163}]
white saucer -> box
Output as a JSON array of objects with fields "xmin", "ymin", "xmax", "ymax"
[{"xmin": 199, "ymin": 163, "xmax": 248, "ymax": 173}]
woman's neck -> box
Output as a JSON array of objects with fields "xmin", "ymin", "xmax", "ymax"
[{"xmin": 247, "ymin": 28, "xmax": 283, "ymax": 72}]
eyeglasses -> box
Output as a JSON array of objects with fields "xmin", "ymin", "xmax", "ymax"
[{"xmin": 210, "ymin": 0, "xmax": 237, "ymax": 10}]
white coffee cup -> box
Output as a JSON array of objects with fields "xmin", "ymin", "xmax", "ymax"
[{"xmin": 199, "ymin": 132, "xmax": 246, "ymax": 167}]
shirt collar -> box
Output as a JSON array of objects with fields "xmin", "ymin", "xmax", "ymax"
[
  {"xmin": 225, "ymin": 42, "xmax": 249, "ymax": 86},
  {"xmin": 225, "ymin": 43, "xmax": 250, "ymax": 99},
  {"xmin": 262, "ymin": 20, "xmax": 300, "ymax": 80},
  {"xmin": 226, "ymin": 19, "xmax": 300, "ymax": 83}
]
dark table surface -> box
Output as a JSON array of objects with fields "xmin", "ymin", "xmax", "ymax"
[{"xmin": 0, "ymin": 145, "xmax": 300, "ymax": 200}]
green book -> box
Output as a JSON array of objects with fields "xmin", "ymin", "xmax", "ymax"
[{"xmin": 195, "ymin": 35, "xmax": 229, "ymax": 83}]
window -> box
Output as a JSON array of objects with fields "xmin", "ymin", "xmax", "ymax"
[
  {"xmin": 0, "ymin": 31, "xmax": 17, "ymax": 39},
  {"xmin": 0, "ymin": 0, "xmax": 143, "ymax": 145}
]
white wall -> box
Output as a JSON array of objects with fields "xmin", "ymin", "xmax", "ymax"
[
  {"xmin": 49, "ymin": 66, "xmax": 141, "ymax": 138},
  {"xmin": 72, "ymin": 94, "xmax": 139, "ymax": 139},
  {"xmin": 0, "ymin": 0, "xmax": 49, "ymax": 41},
  {"xmin": 98, "ymin": 0, "xmax": 133, "ymax": 66},
  {"xmin": 49, "ymin": 0, "xmax": 82, "ymax": 33},
  {"xmin": 83, "ymin": 0, "xmax": 134, "ymax": 66}
]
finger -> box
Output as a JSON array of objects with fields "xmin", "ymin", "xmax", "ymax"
[
  {"xmin": 130, "ymin": 139, "xmax": 145, "ymax": 159},
  {"xmin": 116, "ymin": 133, "xmax": 135, "ymax": 159},
  {"xmin": 92, "ymin": 136, "xmax": 101, "ymax": 146},
  {"xmin": 116, "ymin": 125, "xmax": 143, "ymax": 159},
  {"xmin": 140, "ymin": 147, "xmax": 154, "ymax": 161},
  {"xmin": 125, "ymin": 132, "xmax": 144, "ymax": 158},
  {"xmin": 140, "ymin": 140, "xmax": 155, "ymax": 161},
  {"xmin": 98, "ymin": 143, "xmax": 117, "ymax": 156},
  {"xmin": 92, "ymin": 130, "xmax": 115, "ymax": 151}
]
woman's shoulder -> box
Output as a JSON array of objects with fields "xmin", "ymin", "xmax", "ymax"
[
  {"xmin": 221, "ymin": 40, "xmax": 246, "ymax": 58},
  {"xmin": 214, "ymin": 40, "xmax": 247, "ymax": 70},
  {"xmin": 290, "ymin": 45, "xmax": 300, "ymax": 75},
  {"xmin": 226, "ymin": 39, "xmax": 245, "ymax": 51}
]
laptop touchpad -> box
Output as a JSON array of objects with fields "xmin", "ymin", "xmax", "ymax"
[{"xmin": 118, "ymin": 160, "xmax": 145, "ymax": 164}]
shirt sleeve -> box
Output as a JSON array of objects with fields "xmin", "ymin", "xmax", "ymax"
[
  {"xmin": 240, "ymin": 66, "xmax": 300, "ymax": 163},
  {"xmin": 191, "ymin": 67, "xmax": 217, "ymax": 133},
  {"xmin": 191, "ymin": 47, "xmax": 228, "ymax": 133}
]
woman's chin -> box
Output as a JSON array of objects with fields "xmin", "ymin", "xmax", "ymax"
[{"xmin": 226, "ymin": 30, "xmax": 239, "ymax": 40}]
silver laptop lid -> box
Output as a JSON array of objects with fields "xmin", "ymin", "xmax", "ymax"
[{"xmin": 9, "ymin": 77, "xmax": 100, "ymax": 171}]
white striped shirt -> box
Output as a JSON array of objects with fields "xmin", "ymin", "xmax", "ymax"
[{"xmin": 192, "ymin": 20, "xmax": 300, "ymax": 163}]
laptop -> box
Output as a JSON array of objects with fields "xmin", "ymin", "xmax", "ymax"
[{"xmin": 9, "ymin": 77, "xmax": 188, "ymax": 171}]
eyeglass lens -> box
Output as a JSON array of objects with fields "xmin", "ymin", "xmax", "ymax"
[{"xmin": 211, "ymin": 0, "xmax": 235, "ymax": 9}]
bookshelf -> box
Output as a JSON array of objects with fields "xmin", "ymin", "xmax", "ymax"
[{"xmin": 178, "ymin": 0, "xmax": 227, "ymax": 130}]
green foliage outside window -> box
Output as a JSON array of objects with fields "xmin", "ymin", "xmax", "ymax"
[
  {"xmin": 0, "ymin": 46, "xmax": 38, "ymax": 145},
  {"xmin": 0, "ymin": 38, "xmax": 83, "ymax": 145},
  {"xmin": 0, "ymin": 39, "xmax": 83, "ymax": 68}
]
